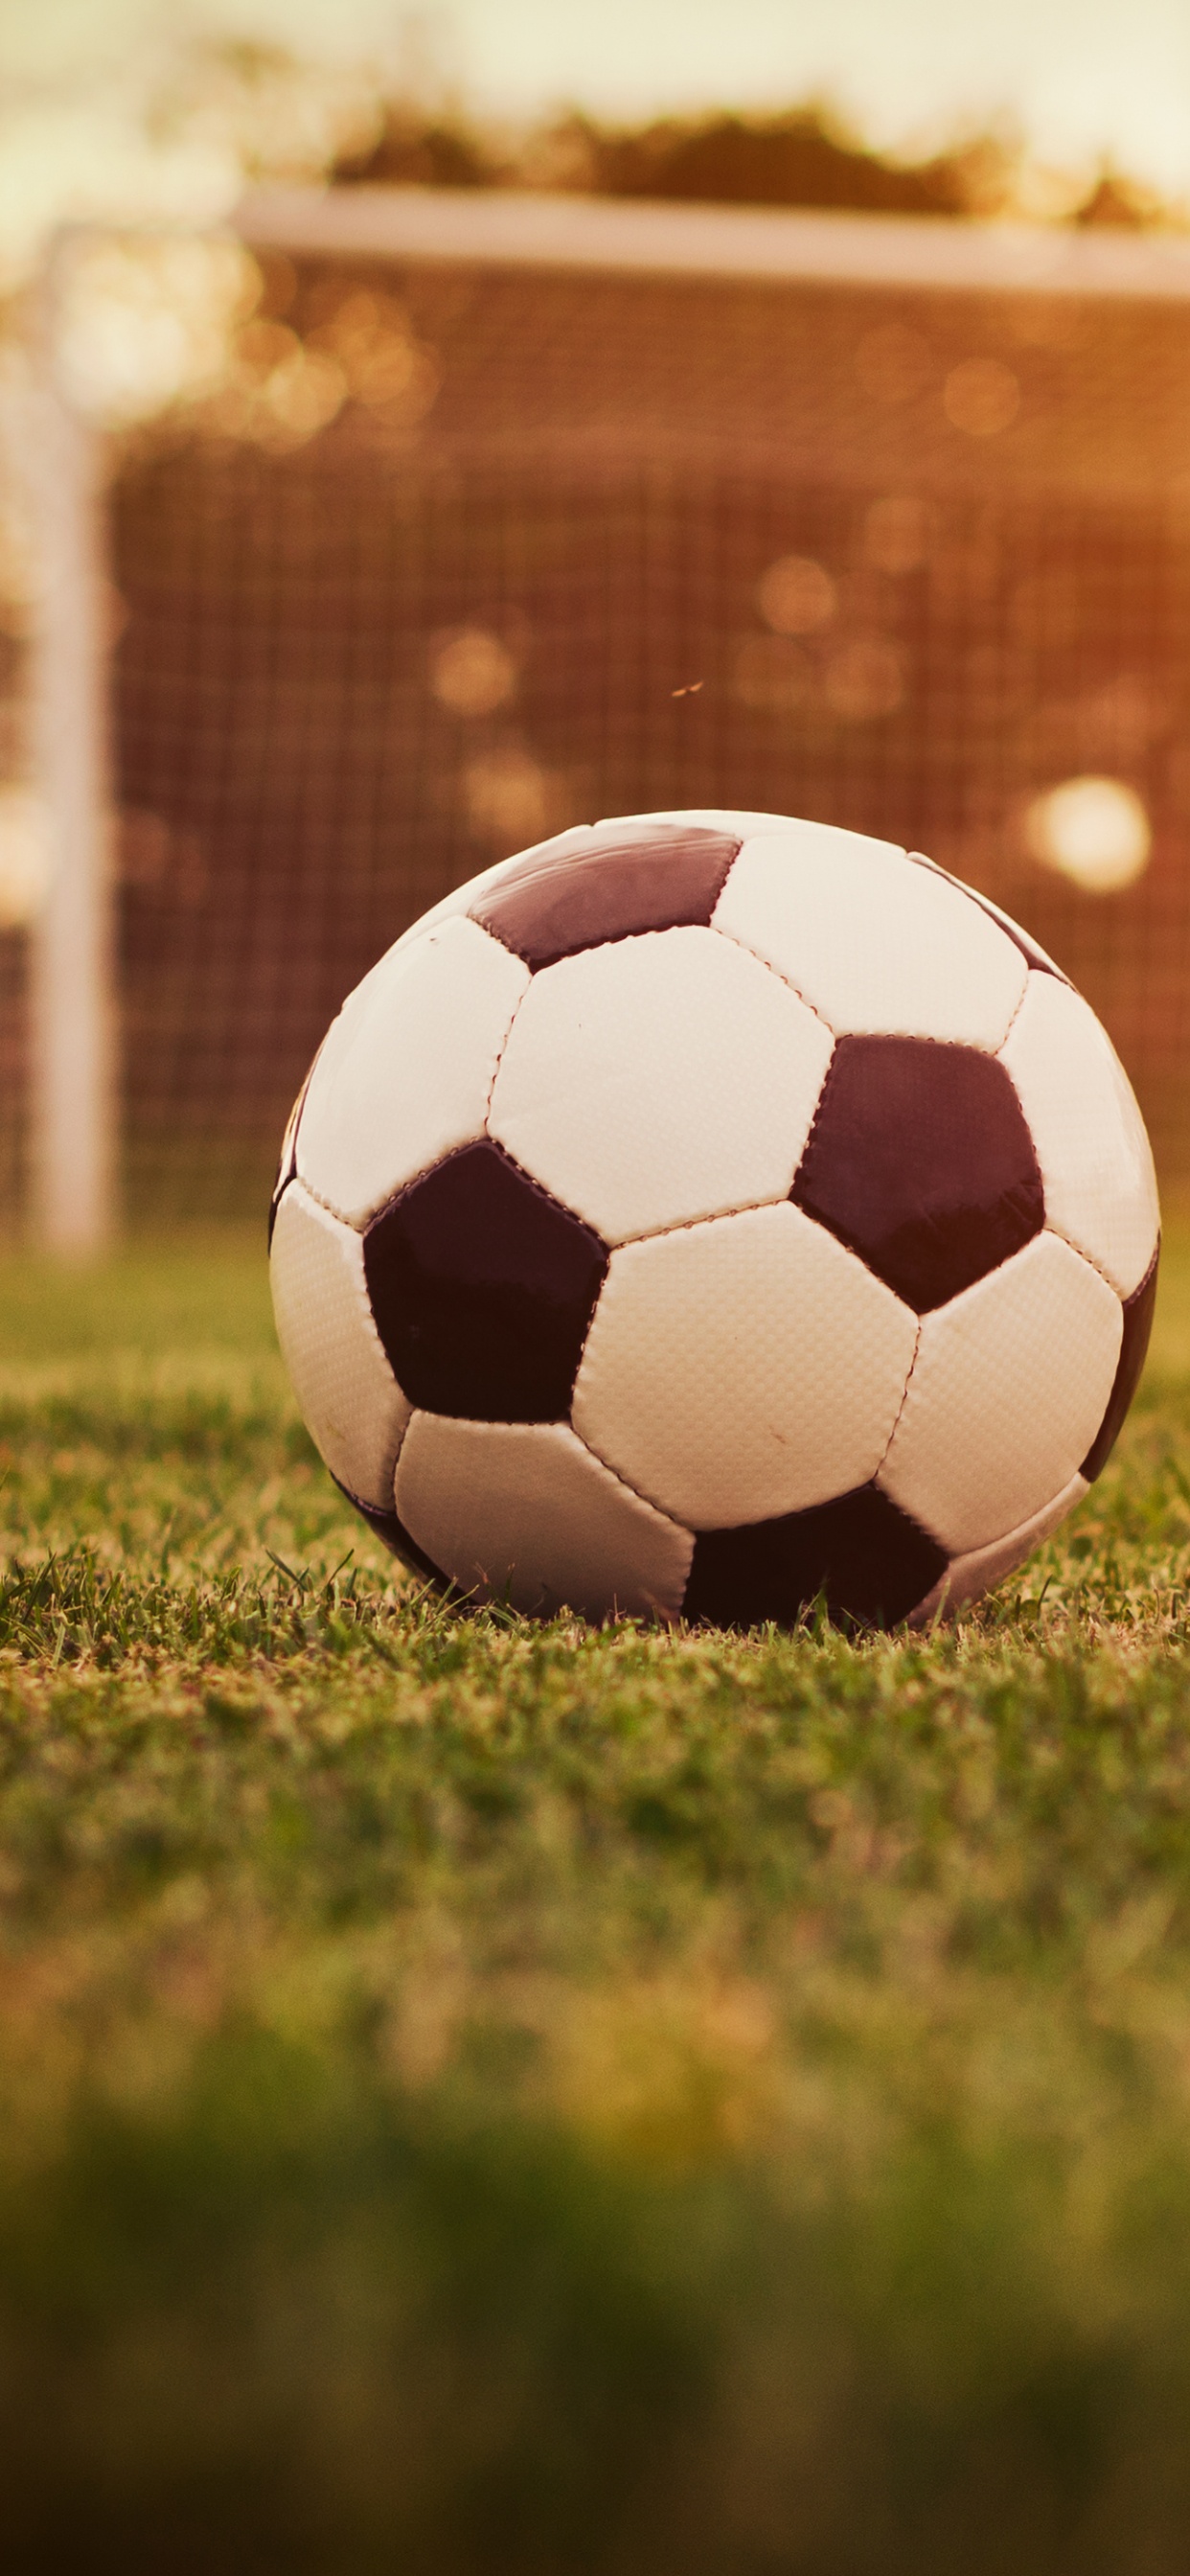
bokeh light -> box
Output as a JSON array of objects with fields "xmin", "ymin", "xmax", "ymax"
[
  {"xmin": 757, "ymin": 554, "xmax": 837, "ymax": 634},
  {"xmin": 464, "ymin": 748, "xmax": 549, "ymax": 844},
  {"xmin": 206, "ymin": 314, "xmax": 347, "ymax": 447},
  {"xmin": 943, "ymin": 357, "xmax": 1021, "ymax": 437},
  {"xmin": 1024, "ymin": 775, "xmax": 1152, "ymax": 893},
  {"xmin": 431, "ymin": 629, "xmax": 519, "ymax": 717},
  {"xmin": 57, "ymin": 235, "xmax": 261, "ymax": 426},
  {"xmin": 304, "ymin": 289, "xmax": 440, "ymax": 428},
  {"xmin": 823, "ymin": 634, "xmax": 904, "ymax": 721}
]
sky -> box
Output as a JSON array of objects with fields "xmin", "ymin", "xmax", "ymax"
[{"xmin": 0, "ymin": 0, "xmax": 1189, "ymax": 279}]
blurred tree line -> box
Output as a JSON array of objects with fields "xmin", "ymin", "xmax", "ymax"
[{"xmin": 332, "ymin": 102, "xmax": 1162, "ymax": 227}]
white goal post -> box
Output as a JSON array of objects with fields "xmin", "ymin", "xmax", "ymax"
[{"xmin": 28, "ymin": 187, "xmax": 1190, "ymax": 1250}]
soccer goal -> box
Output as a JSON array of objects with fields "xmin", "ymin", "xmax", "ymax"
[{"xmin": 22, "ymin": 186, "xmax": 1190, "ymax": 1244}]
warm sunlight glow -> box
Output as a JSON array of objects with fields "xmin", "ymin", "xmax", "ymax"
[
  {"xmin": 56, "ymin": 235, "xmax": 261, "ymax": 426},
  {"xmin": 1024, "ymin": 776, "xmax": 1152, "ymax": 894}
]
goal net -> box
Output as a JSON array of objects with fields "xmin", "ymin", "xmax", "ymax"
[{"xmin": 18, "ymin": 189, "xmax": 1190, "ymax": 1237}]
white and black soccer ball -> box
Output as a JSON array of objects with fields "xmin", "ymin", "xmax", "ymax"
[{"xmin": 269, "ymin": 810, "xmax": 1159, "ymax": 1630}]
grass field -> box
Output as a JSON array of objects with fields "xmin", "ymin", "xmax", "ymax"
[{"xmin": 4, "ymin": 1230, "xmax": 1190, "ymax": 2570}]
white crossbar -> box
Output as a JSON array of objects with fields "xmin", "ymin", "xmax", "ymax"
[{"xmin": 235, "ymin": 184, "xmax": 1190, "ymax": 304}]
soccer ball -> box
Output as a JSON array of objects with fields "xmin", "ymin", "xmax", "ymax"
[{"xmin": 269, "ymin": 810, "xmax": 1159, "ymax": 1629}]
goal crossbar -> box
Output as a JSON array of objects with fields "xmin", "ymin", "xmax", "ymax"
[{"xmin": 235, "ymin": 184, "xmax": 1190, "ymax": 305}]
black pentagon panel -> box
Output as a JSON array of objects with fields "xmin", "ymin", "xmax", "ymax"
[
  {"xmin": 363, "ymin": 1139, "xmax": 606, "ymax": 1423},
  {"xmin": 793, "ymin": 1035, "xmax": 1044, "ymax": 1313},
  {"xmin": 331, "ymin": 1475, "xmax": 448, "ymax": 1592},
  {"xmin": 906, "ymin": 851, "xmax": 1070, "ymax": 983},
  {"xmin": 683, "ymin": 1486, "xmax": 948, "ymax": 1634},
  {"xmin": 469, "ymin": 821, "xmax": 742, "ymax": 969},
  {"xmin": 1080, "ymin": 1245, "xmax": 1159, "ymax": 1483}
]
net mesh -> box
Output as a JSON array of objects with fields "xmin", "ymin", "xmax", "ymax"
[{"xmin": 39, "ymin": 226, "xmax": 1190, "ymax": 1217}]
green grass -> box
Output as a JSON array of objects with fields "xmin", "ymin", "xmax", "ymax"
[{"xmin": 3, "ymin": 1236, "xmax": 1190, "ymax": 2568}]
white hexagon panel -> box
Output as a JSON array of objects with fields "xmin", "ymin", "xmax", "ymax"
[
  {"xmin": 395, "ymin": 1415, "xmax": 692, "ymax": 1620},
  {"xmin": 878, "ymin": 1231, "xmax": 1122, "ymax": 1555},
  {"xmin": 296, "ymin": 913, "xmax": 529, "ymax": 1226},
  {"xmin": 270, "ymin": 1181, "xmax": 411, "ymax": 1510},
  {"xmin": 488, "ymin": 925, "xmax": 832, "ymax": 1243},
  {"xmin": 572, "ymin": 1202, "xmax": 918, "ymax": 1528},
  {"xmin": 999, "ymin": 970, "xmax": 1159, "ymax": 1298},
  {"xmin": 911, "ymin": 1470, "xmax": 1090, "ymax": 1625},
  {"xmin": 714, "ymin": 818, "xmax": 1028, "ymax": 1045}
]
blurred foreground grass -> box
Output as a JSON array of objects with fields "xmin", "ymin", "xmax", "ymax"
[{"xmin": 2, "ymin": 1233, "xmax": 1190, "ymax": 2567}]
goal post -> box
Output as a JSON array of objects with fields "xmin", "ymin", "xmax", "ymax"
[
  {"xmin": 24, "ymin": 187, "xmax": 1190, "ymax": 1244},
  {"xmin": 29, "ymin": 228, "xmax": 116, "ymax": 1254}
]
